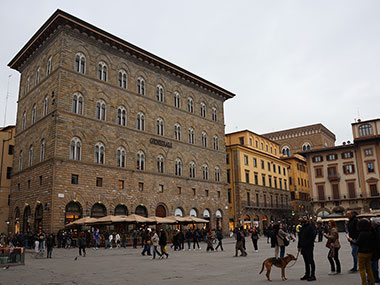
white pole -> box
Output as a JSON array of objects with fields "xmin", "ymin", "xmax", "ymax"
[{"xmin": 3, "ymin": 74, "xmax": 12, "ymax": 127}]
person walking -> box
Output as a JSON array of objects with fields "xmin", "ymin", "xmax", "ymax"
[
  {"xmin": 78, "ymin": 231, "xmax": 86, "ymax": 257},
  {"xmin": 206, "ymin": 229, "xmax": 214, "ymax": 251},
  {"xmin": 185, "ymin": 229, "xmax": 192, "ymax": 250},
  {"xmin": 324, "ymin": 220, "xmax": 341, "ymax": 275},
  {"xmin": 347, "ymin": 211, "xmax": 359, "ymax": 273},
  {"xmin": 108, "ymin": 232, "xmax": 114, "ymax": 249},
  {"xmin": 178, "ymin": 229, "xmax": 185, "ymax": 250},
  {"xmin": 159, "ymin": 229, "xmax": 169, "ymax": 259},
  {"xmin": 151, "ymin": 230, "xmax": 162, "ymax": 259},
  {"xmin": 93, "ymin": 229, "xmax": 99, "ymax": 249},
  {"xmin": 298, "ymin": 217, "xmax": 317, "ymax": 281},
  {"xmin": 141, "ymin": 229, "xmax": 152, "ymax": 256},
  {"xmin": 46, "ymin": 233, "xmax": 54, "ymax": 258},
  {"xmin": 121, "ymin": 232, "xmax": 127, "ymax": 249},
  {"xmin": 193, "ymin": 229, "xmax": 201, "ymax": 250},
  {"xmin": 250, "ymin": 226, "xmax": 259, "ymax": 252},
  {"xmin": 348, "ymin": 218, "xmax": 376, "ymax": 285},
  {"xmin": 234, "ymin": 227, "xmax": 247, "ymax": 257},
  {"xmin": 115, "ymin": 233, "xmax": 121, "ymax": 248},
  {"xmin": 133, "ymin": 230, "xmax": 138, "ymax": 248},
  {"xmin": 215, "ymin": 228, "xmax": 224, "ymax": 251}
]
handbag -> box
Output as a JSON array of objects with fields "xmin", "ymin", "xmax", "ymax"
[
  {"xmin": 282, "ymin": 236, "xmax": 289, "ymax": 247},
  {"xmin": 325, "ymin": 240, "xmax": 332, "ymax": 249}
]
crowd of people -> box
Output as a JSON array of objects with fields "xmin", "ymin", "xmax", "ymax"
[{"xmin": 1, "ymin": 212, "xmax": 380, "ymax": 284}]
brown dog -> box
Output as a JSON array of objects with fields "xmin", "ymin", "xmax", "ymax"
[{"xmin": 259, "ymin": 254, "xmax": 297, "ymax": 281}]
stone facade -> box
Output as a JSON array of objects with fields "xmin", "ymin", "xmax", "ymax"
[
  {"xmin": 8, "ymin": 10, "xmax": 234, "ymax": 234},
  {"xmin": 225, "ymin": 131, "xmax": 292, "ymax": 230},
  {"xmin": 262, "ymin": 124, "xmax": 336, "ymax": 156},
  {"xmin": 0, "ymin": 126, "xmax": 15, "ymax": 234}
]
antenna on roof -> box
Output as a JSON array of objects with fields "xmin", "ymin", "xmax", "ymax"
[
  {"xmin": 357, "ymin": 107, "xmax": 361, "ymax": 121},
  {"xmin": 3, "ymin": 75, "xmax": 12, "ymax": 127}
]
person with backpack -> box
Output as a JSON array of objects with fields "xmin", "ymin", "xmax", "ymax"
[{"xmin": 215, "ymin": 228, "xmax": 224, "ymax": 251}]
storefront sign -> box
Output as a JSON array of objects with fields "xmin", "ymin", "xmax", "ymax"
[{"xmin": 149, "ymin": 138, "xmax": 172, "ymax": 148}]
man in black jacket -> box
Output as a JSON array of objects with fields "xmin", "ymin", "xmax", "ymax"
[
  {"xmin": 346, "ymin": 211, "xmax": 359, "ymax": 273},
  {"xmin": 298, "ymin": 217, "xmax": 317, "ymax": 281}
]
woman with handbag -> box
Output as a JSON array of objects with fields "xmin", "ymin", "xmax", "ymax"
[
  {"xmin": 323, "ymin": 220, "xmax": 341, "ymax": 275},
  {"xmin": 272, "ymin": 223, "xmax": 288, "ymax": 260}
]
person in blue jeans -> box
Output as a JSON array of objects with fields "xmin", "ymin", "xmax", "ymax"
[{"xmin": 346, "ymin": 211, "xmax": 359, "ymax": 273}]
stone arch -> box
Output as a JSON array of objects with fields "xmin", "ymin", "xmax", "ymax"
[
  {"xmin": 34, "ymin": 203, "xmax": 43, "ymax": 231},
  {"xmin": 65, "ymin": 201, "xmax": 83, "ymax": 224},
  {"xmin": 174, "ymin": 207, "xmax": 185, "ymax": 217},
  {"xmin": 114, "ymin": 204, "xmax": 128, "ymax": 216},
  {"xmin": 23, "ymin": 205, "xmax": 32, "ymax": 233},
  {"xmin": 155, "ymin": 203, "xmax": 168, "ymax": 217},
  {"xmin": 135, "ymin": 204, "xmax": 148, "ymax": 217},
  {"xmin": 91, "ymin": 202, "xmax": 107, "ymax": 217}
]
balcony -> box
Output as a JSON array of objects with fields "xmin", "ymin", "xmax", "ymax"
[
  {"xmin": 241, "ymin": 202, "xmax": 292, "ymax": 210},
  {"xmin": 328, "ymin": 173, "xmax": 340, "ymax": 182}
]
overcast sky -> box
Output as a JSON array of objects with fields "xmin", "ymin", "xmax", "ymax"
[{"xmin": 1, "ymin": 1, "xmax": 379, "ymax": 144}]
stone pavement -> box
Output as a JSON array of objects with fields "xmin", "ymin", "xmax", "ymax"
[{"xmin": 0, "ymin": 234, "xmax": 370, "ymax": 285}]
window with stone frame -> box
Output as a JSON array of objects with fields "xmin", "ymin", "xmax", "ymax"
[
  {"xmin": 174, "ymin": 92, "xmax": 181, "ymax": 108},
  {"xmin": 117, "ymin": 147, "xmax": 126, "ymax": 168},
  {"xmin": 46, "ymin": 56, "xmax": 52, "ymax": 76},
  {"xmin": 175, "ymin": 158, "xmax": 182, "ymax": 176},
  {"xmin": 200, "ymin": 102, "xmax": 206, "ymax": 117},
  {"xmin": 156, "ymin": 84, "xmax": 164, "ymax": 102},
  {"xmin": 75, "ymin": 53, "xmax": 86, "ymax": 74},
  {"xmin": 137, "ymin": 150, "xmax": 145, "ymax": 170},
  {"xmin": 70, "ymin": 137, "xmax": 82, "ymax": 161},
  {"xmin": 189, "ymin": 161, "xmax": 196, "ymax": 178},
  {"xmin": 96, "ymin": 100, "xmax": 106, "ymax": 120},
  {"xmin": 137, "ymin": 112, "xmax": 145, "ymax": 131},
  {"xmin": 157, "ymin": 155, "xmax": 164, "ymax": 173},
  {"xmin": 72, "ymin": 93, "xmax": 84, "ymax": 115},
  {"xmin": 137, "ymin": 77, "xmax": 145, "ymax": 95},
  {"xmin": 94, "ymin": 142, "xmax": 105, "ymax": 164},
  {"xmin": 117, "ymin": 106, "xmax": 127, "ymax": 126},
  {"xmin": 174, "ymin": 123, "xmax": 181, "ymax": 140},
  {"xmin": 118, "ymin": 70, "xmax": 127, "ymax": 89},
  {"xmin": 97, "ymin": 61, "xmax": 107, "ymax": 81}
]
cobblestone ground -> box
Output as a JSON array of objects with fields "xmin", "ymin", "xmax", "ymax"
[{"xmin": 0, "ymin": 234, "xmax": 370, "ymax": 285}]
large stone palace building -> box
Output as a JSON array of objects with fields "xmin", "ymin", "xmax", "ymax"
[
  {"xmin": 263, "ymin": 123, "xmax": 336, "ymax": 157},
  {"xmin": 302, "ymin": 118, "xmax": 380, "ymax": 217},
  {"xmin": 7, "ymin": 10, "xmax": 235, "ymax": 234},
  {"xmin": 225, "ymin": 130, "xmax": 291, "ymax": 230}
]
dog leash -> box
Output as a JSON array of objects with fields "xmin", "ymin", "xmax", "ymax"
[{"xmin": 287, "ymin": 251, "xmax": 300, "ymax": 268}]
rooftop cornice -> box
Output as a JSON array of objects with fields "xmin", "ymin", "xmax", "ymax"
[{"xmin": 8, "ymin": 9, "xmax": 235, "ymax": 100}]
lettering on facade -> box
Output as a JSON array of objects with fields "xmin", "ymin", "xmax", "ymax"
[{"xmin": 149, "ymin": 138, "xmax": 173, "ymax": 148}]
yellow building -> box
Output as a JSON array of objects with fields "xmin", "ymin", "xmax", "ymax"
[
  {"xmin": 0, "ymin": 126, "xmax": 15, "ymax": 234},
  {"xmin": 226, "ymin": 130, "xmax": 291, "ymax": 230},
  {"xmin": 281, "ymin": 154, "xmax": 312, "ymax": 217}
]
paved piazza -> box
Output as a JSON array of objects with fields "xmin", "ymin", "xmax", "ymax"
[{"xmin": 1, "ymin": 234, "xmax": 366, "ymax": 285}]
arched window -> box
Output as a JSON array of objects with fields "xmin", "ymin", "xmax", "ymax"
[
  {"xmin": 202, "ymin": 164, "xmax": 209, "ymax": 180},
  {"xmin": 72, "ymin": 93, "xmax": 84, "ymax": 115},
  {"xmin": 174, "ymin": 123, "xmax": 181, "ymax": 140},
  {"xmin": 156, "ymin": 118, "xmax": 164, "ymax": 136},
  {"xmin": 137, "ymin": 77, "xmax": 145, "ymax": 95},
  {"xmin": 175, "ymin": 158, "xmax": 182, "ymax": 176},
  {"xmin": 96, "ymin": 100, "xmax": 106, "ymax": 120},
  {"xmin": 118, "ymin": 70, "xmax": 127, "ymax": 89},
  {"xmin": 19, "ymin": 150, "xmax": 23, "ymax": 171},
  {"xmin": 95, "ymin": 142, "xmax": 105, "ymax": 164},
  {"xmin": 281, "ymin": 146, "xmax": 290, "ymax": 157},
  {"xmin": 75, "ymin": 53, "xmax": 86, "ymax": 74},
  {"xmin": 35, "ymin": 67, "xmax": 40, "ymax": 85},
  {"xmin": 359, "ymin": 124, "xmax": 373, "ymax": 137},
  {"xmin": 157, "ymin": 155, "xmax": 164, "ymax": 173},
  {"xmin": 213, "ymin": 135, "xmax": 219, "ymax": 150},
  {"xmin": 40, "ymin": 139, "xmax": 46, "ymax": 162},
  {"xmin": 156, "ymin": 85, "xmax": 164, "ymax": 102},
  {"xmin": 174, "ymin": 208, "xmax": 183, "ymax": 217},
  {"xmin": 212, "ymin": 107, "xmax": 217, "ymax": 121},
  {"xmin": 43, "ymin": 95, "xmax": 49, "ymax": 116},
  {"xmin": 117, "ymin": 106, "xmax": 127, "ymax": 126},
  {"xmin": 200, "ymin": 102, "xmax": 206, "ymax": 117},
  {"xmin": 215, "ymin": 166, "xmax": 220, "ymax": 182},
  {"xmin": 25, "ymin": 77, "xmax": 30, "ymax": 94},
  {"xmin": 201, "ymin": 131, "xmax": 207, "ymax": 147},
  {"xmin": 28, "ymin": 145, "xmax": 33, "ymax": 167},
  {"xmin": 174, "ymin": 92, "xmax": 180, "ymax": 108},
  {"xmin": 70, "ymin": 137, "xmax": 81, "ymax": 160},
  {"xmin": 189, "ymin": 161, "xmax": 196, "ymax": 178},
  {"xmin": 190, "ymin": 208, "xmax": 197, "ymax": 217},
  {"xmin": 117, "ymin": 147, "xmax": 126, "ymax": 168},
  {"xmin": 31, "ymin": 104, "xmax": 37, "ymax": 124},
  {"xmin": 189, "ymin": 128, "xmax": 195, "ymax": 144},
  {"xmin": 22, "ymin": 112, "xmax": 26, "ymax": 131},
  {"xmin": 187, "ymin": 97, "xmax": 194, "ymax": 113},
  {"xmin": 137, "ymin": 150, "xmax": 145, "ymax": 170},
  {"xmin": 302, "ymin": 142, "xmax": 311, "ymax": 151},
  {"xmin": 137, "ymin": 112, "xmax": 145, "ymax": 131},
  {"xmin": 97, "ymin": 61, "xmax": 107, "ymax": 81},
  {"xmin": 46, "ymin": 56, "xmax": 52, "ymax": 76}
]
